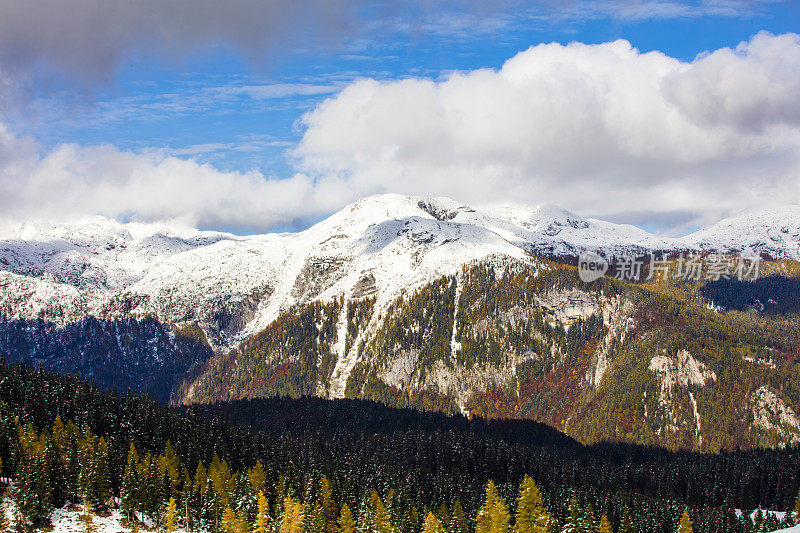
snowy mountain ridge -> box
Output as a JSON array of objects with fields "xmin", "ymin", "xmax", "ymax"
[{"xmin": 1, "ymin": 194, "xmax": 798, "ymax": 350}]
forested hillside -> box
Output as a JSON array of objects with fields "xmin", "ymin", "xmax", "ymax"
[
  {"xmin": 178, "ymin": 258, "xmax": 800, "ymax": 452},
  {"xmin": 0, "ymin": 316, "xmax": 213, "ymax": 402},
  {"xmin": 1, "ymin": 358, "xmax": 800, "ymax": 533}
]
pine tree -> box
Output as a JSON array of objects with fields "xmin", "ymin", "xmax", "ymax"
[
  {"xmin": 451, "ymin": 502, "xmax": 469, "ymax": 533},
  {"xmin": 424, "ymin": 512, "xmax": 445, "ymax": 533},
  {"xmin": 515, "ymin": 475, "xmax": 551, "ymax": 533},
  {"xmin": 338, "ymin": 504, "xmax": 356, "ymax": 533},
  {"xmin": 618, "ymin": 506, "xmax": 635, "ymax": 533},
  {"xmin": 165, "ymin": 497, "xmax": 178, "ymax": 533},
  {"xmin": 562, "ymin": 498, "xmax": 582, "ymax": 533},
  {"xmin": 677, "ymin": 510, "xmax": 693, "ymax": 533},
  {"xmin": 121, "ymin": 443, "xmax": 140, "ymax": 521},
  {"xmin": 281, "ymin": 496, "xmax": 306, "ymax": 533},
  {"xmin": 223, "ymin": 506, "xmax": 239, "ymax": 533},
  {"xmin": 256, "ymin": 491, "xmax": 271, "ymax": 533},
  {"xmin": 475, "ymin": 480, "xmax": 510, "ymax": 533},
  {"xmin": 596, "ymin": 515, "xmax": 612, "ymax": 533}
]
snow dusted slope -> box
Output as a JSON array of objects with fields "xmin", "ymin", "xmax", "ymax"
[
  {"xmin": 481, "ymin": 203, "xmax": 681, "ymax": 257},
  {"xmin": 684, "ymin": 206, "xmax": 800, "ymax": 260},
  {"xmin": 0, "ymin": 217, "xmax": 235, "ymax": 290},
  {"xmin": 1, "ymin": 195, "xmax": 798, "ymax": 350}
]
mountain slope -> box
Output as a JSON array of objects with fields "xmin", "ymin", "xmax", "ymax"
[
  {"xmin": 684, "ymin": 206, "xmax": 800, "ymax": 260},
  {"xmin": 3, "ymin": 194, "xmax": 800, "ymax": 451},
  {"xmin": 0, "ymin": 194, "xmax": 690, "ymax": 348}
]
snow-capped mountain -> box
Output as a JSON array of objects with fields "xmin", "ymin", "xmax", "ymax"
[
  {"xmin": 3, "ymin": 194, "xmax": 800, "ymax": 449},
  {"xmin": 0, "ymin": 194, "xmax": 676, "ymax": 347},
  {"xmin": 684, "ymin": 206, "xmax": 800, "ymax": 260},
  {"xmin": 1, "ymin": 194, "xmax": 797, "ymax": 350}
]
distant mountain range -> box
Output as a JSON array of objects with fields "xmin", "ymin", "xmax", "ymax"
[{"xmin": 2, "ymin": 194, "xmax": 800, "ymax": 450}]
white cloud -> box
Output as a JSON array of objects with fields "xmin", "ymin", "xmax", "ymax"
[
  {"xmin": 0, "ymin": 124, "xmax": 350, "ymax": 232},
  {"xmin": 295, "ymin": 32, "xmax": 800, "ymax": 232},
  {"xmin": 3, "ymin": 32, "xmax": 800, "ymax": 234}
]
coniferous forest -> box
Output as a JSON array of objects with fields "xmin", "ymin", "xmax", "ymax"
[{"xmin": 2, "ymin": 357, "xmax": 800, "ymax": 533}]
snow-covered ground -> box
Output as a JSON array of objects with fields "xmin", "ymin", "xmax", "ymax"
[{"xmin": 2, "ymin": 500, "xmax": 173, "ymax": 533}]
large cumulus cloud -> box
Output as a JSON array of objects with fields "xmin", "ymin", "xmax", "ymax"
[{"xmin": 296, "ymin": 32, "xmax": 800, "ymax": 232}]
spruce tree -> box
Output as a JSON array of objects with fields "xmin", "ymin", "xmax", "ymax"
[
  {"xmin": 0, "ymin": 496, "xmax": 8, "ymax": 533},
  {"xmin": 12, "ymin": 444, "xmax": 52, "ymax": 526},
  {"xmin": 43, "ymin": 433, "xmax": 66, "ymax": 508},
  {"xmin": 165, "ymin": 497, "xmax": 178, "ymax": 533},
  {"xmin": 752, "ymin": 510, "xmax": 767, "ymax": 533},
  {"xmin": 476, "ymin": 480, "xmax": 510, "ymax": 533},
  {"xmin": 64, "ymin": 426, "xmax": 81, "ymax": 502},
  {"xmin": 581, "ymin": 503, "xmax": 597, "ymax": 533},
  {"xmin": 424, "ymin": 512, "xmax": 445, "ymax": 533},
  {"xmin": 792, "ymin": 488, "xmax": 800, "ymax": 525},
  {"xmin": 256, "ymin": 491, "xmax": 271, "ymax": 533},
  {"xmin": 307, "ymin": 500, "xmax": 327, "ymax": 533},
  {"xmin": 677, "ymin": 510, "xmax": 693, "ymax": 533},
  {"xmin": 618, "ymin": 506, "xmax": 635, "ymax": 533},
  {"xmin": 338, "ymin": 504, "xmax": 356, "ymax": 533},
  {"xmin": 515, "ymin": 475, "xmax": 550, "ymax": 533},
  {"xmin": 357, "ymin": 499, "xmax": 376, "ymax": 533},
  {"xmin": 121, "ymin": 443, "xmax": 140, "ymax": 521},
  {"xmin": 82, "ymin": 501, "xmax": 98, "ymax": 533},
  {"xmin": 562, "ymin": 498, "xmax": 582, "ymax": 533},
  {"xmin": 596, "ymin": 515, "xmax": 612, "ymax": 533}
]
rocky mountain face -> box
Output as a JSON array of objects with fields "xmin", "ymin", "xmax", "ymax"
[
  {"xmin": 0, "ymin": 315, "xmax": 212, "ymax": 402},
  {"xmin": 2, "ymin": 195, "xmax": 800, "ymax": 450}
]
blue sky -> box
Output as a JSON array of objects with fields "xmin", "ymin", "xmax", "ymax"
[
  {"xmin": 1, "ymin": 0, "xmax": 800, "ymax": 234},
  {"xmin": 10, "ymin": 1, "xmax": 798, "ymax": 177}
]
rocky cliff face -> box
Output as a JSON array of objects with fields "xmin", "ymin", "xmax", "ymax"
[{"xmin": 174, "ymin": 258, "xmax": 800, "ymax": 452}]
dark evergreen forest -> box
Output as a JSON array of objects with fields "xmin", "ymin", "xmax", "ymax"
[{"xmin": 1, "ymin": 357, "xmax": 799, "ymax": 533}]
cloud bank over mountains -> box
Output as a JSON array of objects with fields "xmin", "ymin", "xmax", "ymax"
[
  {"xmin": 297, "ymin": 31, "xmax": 800, "ymax": 232},
  {"xmin": 1, "ymin": 31, "xmax": 800, "ymax": 233}
]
